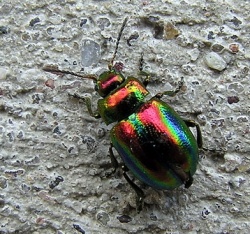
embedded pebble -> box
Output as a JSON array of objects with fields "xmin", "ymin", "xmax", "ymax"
[
  {"xmin": 228, "ymin": 43, "xmax": 240, "ymax": 53},
  {"xmin": 96, "ymin": 17, "xmax": 111, "ymax": 30},
  {"xmin": 164, "ymin": 22, "xmax": 180, "ymax": 40},
  {"xmin": 237, "ymin": 116, "xmax": 248, "ymax": 123},
  {"xmin": 96, "ymin": 127, "xmax": 106, "ymax": 138},
  {"xmin": 204, "ymin": 52, "xmax": 227, "ymax": 71},
  {"xmin": 117, "ymin": 215, "xmax": 132, "ymax": 223},
  {"xmin": 29, "ymin": 17, "xmax": 40, "ymax": 26},
  {"xmin": 81, "ymin": 39, "xmax": 101, "ymax": 67},
  {"xmin": 228, "ymin": 82, "xmax": 244, "ymax": 93},
  {"xmin": 187, "ymin": 48, "xmax": 200, "ymax": 61},
  {"xmin": 220, "ymin": 153, "xmax": 242, "ymax": 172},
  {"xmin": 45, "ymin": 79, "xmax": 55, "ymax": 89},
  {"xmin": 227, "ymin": 96, "xmax": 239, "ymax": 104},
  {"xmin": 81, "ymin": 135, "xmax": 96, "ymax": 152},
  {"xmin": 225, "ymin": 16, "xmax": 242, "ymax": 30},
  {"xmin": 73, "ymin": 224, "xmax": 85, "ymax": 234},
  {"xmin": 0, "ymin": 176, "xmax": 8, "ymax": 189},
  {"xmin": 229, "ymin": 176, "xmax": 246, "ymax": 188},
  {"xmin": 96, "ymin": 211, "xmax": 110, "ymax": 225},
  {"xmin": 201, "ymin": 207, "xmax": 211, "ymax": 219},
  {"xmin": 211, "ymin": 43, "xmax": 225, "ymax": 53},
  {"xmin": 48, "ymin": 15, "xmax": 61, "ymax": 25},
  {"xmin": 80, "ymin": 18, "xmax": 88, "ymax": 27},
  {"xmin": 0, "ymin": 67, "xmax": 9, "ymax": 79},
  {"xmin": 0, "ymin": 26, "xmax": 10, "ymax": 34}
]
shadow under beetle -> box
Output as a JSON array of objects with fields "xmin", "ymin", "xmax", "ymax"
[{"xmin": 43, "ymin": 17, "xmax": 203, "ymax": 212}]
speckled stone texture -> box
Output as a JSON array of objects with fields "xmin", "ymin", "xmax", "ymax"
[{"xmin": 0, "ymin": 0, "xmax": 249, "ymax": 233}]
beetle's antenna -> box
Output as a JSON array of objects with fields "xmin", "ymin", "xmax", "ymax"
[
  {"xmin": 42, "ymin": 65, "xmax": 97, "ymax": 82},
  {"xmin": 108, "ymin": 17, "xmax": 128, "ymax": 70}
]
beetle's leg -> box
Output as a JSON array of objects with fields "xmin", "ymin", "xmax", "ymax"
[
  {"xmin": 84, "ymin": 96, "xmax": 101, "ymax": 119},
  {"xmin": 69, "ymin": 93, "xmax": 101, "ymax": 119},
  {"xmin": 155, "ymin": 77, "xmax": 184, "ymax": 98},
  {"xmin": 167, "ymin": 163, "xmax": 194, "ymax": 188},
  {"xmin": 183, "ymin": 119, "xmax": 203, "ymax": 148},
  {"xmin": 138, "ymin": 52, "xmax": 151, "ymax": 87},
  {"xmin": 184, "ymin": 172, "xmax": 193, "ymax": 188},
  {"xmin": 108, "ymin": 146, "xmax": 144, "ymax": 212},
  {"xmin": 105, "ymin": 143, "xmax": 119, "ymax": 177},
  {"xmin": 122, "ymin": 165, "xmax": 145, "ymax": 213}
]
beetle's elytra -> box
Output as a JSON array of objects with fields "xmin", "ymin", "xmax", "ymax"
[
  {"xmin": 43, "ymin": 17, "xmax": 202, "ymax": 212},
  {"xmin": 111, "ymin": 97, "xmax": 199, "ymax": 190}
]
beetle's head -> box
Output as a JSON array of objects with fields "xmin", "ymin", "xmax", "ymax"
[{"xmin": 95, "ymin": 70, "xmax": 125, "ymax": 97}]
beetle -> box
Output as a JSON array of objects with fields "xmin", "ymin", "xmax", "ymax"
[{"xmin": 43, "ymin": 17, "xmax": 202, "ymax": 212}]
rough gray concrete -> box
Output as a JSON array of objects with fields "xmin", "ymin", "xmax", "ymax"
[{"xmin": 0, "ymin": 0, "xmax": 249, "ymax": 233}]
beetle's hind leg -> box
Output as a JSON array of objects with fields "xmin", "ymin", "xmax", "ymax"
[
  {"xmin": 167, "ymin": 163, "xmax": 194, "ymax": 188},
  {"xmin": 183, "ymin": 119, "xmax": 203, "ymax": 148},
  {"xmin": 108, "ymin": 144, "xmax": 145, "ymax": 212},
  {"xmin": 184, "ymin": 172, "xmax": 194, "ymax": 188},
  {"xmin": 69, "ymin": 93, "xmax": 101, "ymax": 119},
  {"xmin": 122, "ymin": 165, "xmax": 145, "ymax": 213},
  {"xmin": 138, "ymin": 52, "xmax": 151, "ymax": 87}
]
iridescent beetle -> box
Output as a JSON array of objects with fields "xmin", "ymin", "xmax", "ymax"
[{"xmin": 43, "ymin": 17, "xmax": 202, "ymax": 212}]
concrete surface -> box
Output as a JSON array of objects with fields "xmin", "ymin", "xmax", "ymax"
[{"xmin": 0, "ymin": 0, "xmax": 249, "ymax": 233}]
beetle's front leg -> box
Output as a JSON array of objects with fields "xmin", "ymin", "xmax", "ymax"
[
  {"xmin": 155, "ymin": 77, "xmax": 184, "ymax": 98},
  {"xmin": 69, "ymin": 93, "xmax": 101, "ymax": 119},
  {"xmin": 183, "ymin": 119, "xmax": 203, "ymax": 148},
  {"xmin": 122, "ymin": 165, "xmax": 145, "ymax": 213}
]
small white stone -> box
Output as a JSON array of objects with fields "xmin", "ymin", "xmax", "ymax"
[
  {"xmin": 81, "ymin": 39, "xmax": 101, "ymax": 67},
  {"xmin": 188, "ymin": 48, "xmax": 200, "ymax": 61},
  {"xmin": 204, "ymin": 52, "xmax": 227, "ymax": 71},
  {"xmin": 220, "ymin": 152, "xmax": 242, "ymax": 172},
  {"xmin": 0, "ymin": 67, "xmax": 9, "ymax": 80}
]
